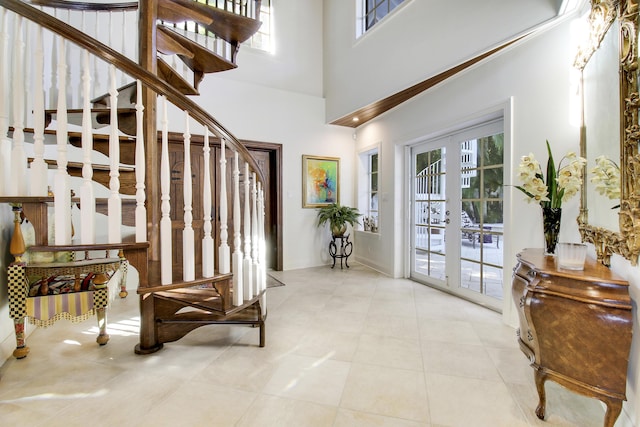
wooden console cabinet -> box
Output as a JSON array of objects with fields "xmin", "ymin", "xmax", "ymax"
[{"xmin": 512, "ymin": 249, "xmax": 633, "ymax": 427}]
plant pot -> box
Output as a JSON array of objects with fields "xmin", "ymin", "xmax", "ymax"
[{"xmin": 331, "ymin": 224, "xmax": 347, "ymax": 237}]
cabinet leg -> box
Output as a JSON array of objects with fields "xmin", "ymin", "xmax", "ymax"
[
  {"xmin": 12, "ymin": 317, "xmax": 30, "ymax": 359},
  {"xmin": 603, "ymin": 398, "xmax": 623, "ymax": 427},
  {"xmin": 534, "ymin": 369, "xmax": 547, "ymax": 420},
  {"xmin": 95, "ymin": 307, "xmax": 110, "ymax": 345}
]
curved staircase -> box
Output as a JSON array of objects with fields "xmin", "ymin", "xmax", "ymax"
[{"xmin": 0, "ymin": 0, "xmax": 269, "ymax": 357}]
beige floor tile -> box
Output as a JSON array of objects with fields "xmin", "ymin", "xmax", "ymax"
[
  {"xmin": 422, "ymin": 340, "xmax": 502, "ymax": 381},
  {"xmin": 354, "ymin": 334, "xmax": 423, "ymax": 371},
  {"xmin": 418, "ymin": 318, "xmax": 483, "ymax": 346},
  {"xmin": 236, "ymin": 394, "xmax": 337, "ymax": 427},
  {"xmin": 334, "ymin": 408, "xmax": 429, "ymax": 426},
  {"xmin": 507, "ymin": 381, "xmax": 605, "ymax": 427},
  {"xmin": 340, "ymin": 363, "xmax": 430, "ymax": 422},
  {"xmin": 262, "ymin": 354, "xmax": 350, "ymax": 406},
  {"xmin": 425, "ymin": 372, "xmax": 529, "ymax": 427}
]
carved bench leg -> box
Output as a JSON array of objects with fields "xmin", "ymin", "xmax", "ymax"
[
  {"xmin": 12, "ymin": 317, "xmax": 30, "ymax": 359},
  {"xmin": 118, "ymin": 252, "xmax": 128, "ymax": 298},
  {"xmin": 602, "ymin": 398, "xmax": 623, "ymax": 427},
  {"xmin": 534, "ymin": 369, "xmax": 547, "ymax": 420},
  {"xmin": 96, "ymin": 307, "xmax": 110, "ymax": 345}
]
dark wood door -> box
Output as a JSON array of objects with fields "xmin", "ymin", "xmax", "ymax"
[
  {"xmin": 214, "ymin": 145, "xmax": 279, "ymax": 271},
  {"xmin": 167, "ymin": 136, "xmax": 282, "ymax": 278},
  {"xmin": 168, "ymin": 142, "xmax": 212, "ymax": 279}
]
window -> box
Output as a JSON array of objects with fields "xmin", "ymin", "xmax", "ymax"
[
  {"xmin": 356, "ymin": 0, "xmax": 409, "ymax": 37},
  {"xmin": 359, "ymin": 147, "xmax": 379, "ymax": 232},
  {"xmin": 246, "ymin": 0, "xmax": 273, "ymax": 52}
]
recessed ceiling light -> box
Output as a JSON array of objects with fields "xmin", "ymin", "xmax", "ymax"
[{"xmin": 352, "ymin": 117, "xmax": 359, "ymax": 122}]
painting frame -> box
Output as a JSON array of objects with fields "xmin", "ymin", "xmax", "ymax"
[{"xmin": 302, "ymin": 155, "xmax": 340, "ymax": 208}]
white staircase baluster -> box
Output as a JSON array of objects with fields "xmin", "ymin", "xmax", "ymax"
[
  {"xmin": 202, "ymin": 127, "xmax": 215, "ymax": 278},
  {"xmin": 30, "ymin": 22, "xmax": 48, "ymax": 197},
  {"xmin": 120, "ymin": 11, "xmax": 127, "ymax": 86},
  {"xmin": 251, "ymin": 172, "xmax": 259, "ymax": 296},
  {"xmin": 135, "ymin": 80, "xmax": 146, "ymax": 242},
  {"xmin": 64, "ymin": 9, "xmax": 72, "ymax": 107},
  {"xmin": 92, "ymin": 16, "xmax": 101, "ymax": 98},
  {"xmin": 107, "ymin": 65, "xmax": 122, "ymax": 243},
  {"xmin": 232, "ymin": 151, "xmax": 243, "ymax": 303},
  {"xmin": 160, "ymin": 96, "xmax": 172, "ymax": 284},
  {"xmin": 80, "ymin": 48, "xmax": 95, "ymax": 243},
  {"xmin": 243, "ymin": 163, "xmax": 252, "ymax": 302},
  {"xmin": 258, "ymin": 183, "xmax": 267, "ymax": 292},
  {"xmin": 54, "ymin": 35, "xmax": 71, "ymax": 245},
  {"xmin": 10, "ymin": 15, "xmax": 27, "ymax": 196},
  {"xmin": 182, "ymin": 113, "xmax": 195, "ymax": 281},
  {"xmin": 218, "ymin": 138, "xmax": 230, "ymax": 274},
  {"xmin": 0, "ymin": 9, "xmax": 9, "ymax": 196}
]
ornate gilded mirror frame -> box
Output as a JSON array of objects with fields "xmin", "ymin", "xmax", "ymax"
[{"xmin": 576, "ymin": 0, "xmax": 640, "ymax": 266}]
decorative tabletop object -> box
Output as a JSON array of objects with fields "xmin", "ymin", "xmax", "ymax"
[
  {"xmin": 590, "ymin": 155, "xmax": 620, "ymax": 208},
  {"xmin": 515, "ymin": 140, "xmax": 586, "ymax": 255}
]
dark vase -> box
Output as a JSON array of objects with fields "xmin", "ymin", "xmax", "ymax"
[{"xmin": 542, "ymin": 207, "xmax": 561, "ymax": 255}]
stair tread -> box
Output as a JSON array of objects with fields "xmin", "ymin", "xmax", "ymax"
[
  {"xmin": 45, "ymin": 108, "xmax": 137, "ymax": 135},
  {"xmin": 91, "ymin": 81, "xmax": 137, "ymax": 108},
  {"xmin": 157, "ymin": 0, "xmax": 261, "ymax": 45},
  {"xmin": 157, "ymin": 57, "xmax": 199, "ymax": 96},
  {"xmin": 28, "ymin": 157, "xmax": 135, "ymax": 172},
  {"xmin": 157, "ymin": 25, "xmax": 237, "ymax": 74}
]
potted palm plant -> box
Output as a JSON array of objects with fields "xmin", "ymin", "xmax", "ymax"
[{"xmin": 316, "ymin": 203, "xmax": 361, "ymax": 237}]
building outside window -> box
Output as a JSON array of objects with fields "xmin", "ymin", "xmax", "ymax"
[{"xmin": 359, "ymin": 148, "xmax": 379, "ymax": 232}]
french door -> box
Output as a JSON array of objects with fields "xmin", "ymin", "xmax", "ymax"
[{"xmin": 410, "ymin": 120, "xmax": 504, "ymax": 309}]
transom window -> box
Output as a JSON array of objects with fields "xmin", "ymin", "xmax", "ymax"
[{"xmin": 357, "ymin": 0, "xmax": 409, "ymax": 37}]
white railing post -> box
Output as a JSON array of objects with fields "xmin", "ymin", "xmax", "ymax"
[
  {"xmin": 251, "ymin": 172, "xmax": 259, "ymax": 297},
  {"xmin": 80, "ymin": 48, "xmax": 96, "ymax": 243},
  {"xmin": 30, "ymin": 23, "xmax": 48, "ymax": 197},
  {"xmin": 160, "ymin": 97, "xmax": 172, "ymax": 284},
  {"xmin": 232, "ymin": 151, "xmax": 243, "ymax": 304},
  {"xmin": 182, "ymin": 113, "xmax": 195, "ymax": 281},
  {"xmin": 202, "ymin": 127, "xmax": 215, "ymax": 278},
  {"xmin": 108, "ymin": 65, "xmax": 122, "ymax": 243},
  {"xmin": 218, "ymin": 138, "xmax": 231, "ymax": 274},
  {"xmin": 10, "ymin": 15, "xmax": 27, "ymax": 196},
  {"xmin": 54, "ymin": 35, "xmax": 71, "ymax": 244},
  {"xmin": 258, "ymin": 183, "xmax": 267, "ymax": 292},
  {"xmin": 135, "ymin": 80, "xmax": 146, "ymax": 242},
  {"xmin": 0, "ymin": 9, "xmax": 9, "ymax": 196},
  {"xmin": 243, "ymin": 163, "xmax": 252, "ymax": 301}
]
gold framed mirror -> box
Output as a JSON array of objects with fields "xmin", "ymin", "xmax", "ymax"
[{"xmin": 576, "ymin": 0, "xmax": 640, "ymax": 266}]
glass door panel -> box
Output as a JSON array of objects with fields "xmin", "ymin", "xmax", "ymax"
[{"xmin": 413, "ymin": 146, "xmax": 447, "ymax": 285}]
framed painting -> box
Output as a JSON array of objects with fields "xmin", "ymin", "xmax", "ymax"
[{"xmin": 302, "ymin": 155, "xmax": 340, "ymax": 208}]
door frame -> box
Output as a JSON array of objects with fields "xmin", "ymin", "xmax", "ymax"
[{"xmin": 404, "ymin": 117, "xmax": 506, "ymax": 310}]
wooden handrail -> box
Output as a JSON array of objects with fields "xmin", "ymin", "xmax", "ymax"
[
  {"xmin": 27, "ymin": 0, "xmax": 138, "ymax": 11},
  {"xmin": 0, "ymin": 0, "xmax": 265, "ymax": 184}
]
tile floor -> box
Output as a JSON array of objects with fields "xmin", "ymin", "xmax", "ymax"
[{"xmin": 0, "ymin": 263, "xmax": 609, "ymax": 426}]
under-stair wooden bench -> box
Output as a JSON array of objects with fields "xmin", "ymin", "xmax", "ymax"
[{"xmin": 2, "ymin": 198, "xmax": 148, "ymax": 359}]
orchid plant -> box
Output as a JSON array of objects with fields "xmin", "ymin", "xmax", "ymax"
[
  {"xmin": 590, "ymin": 155, "xmax": 620, "ymax": 201},
  {"xmin": 515, "ymin": 140, "xmax": 587, "ymax": 209}
]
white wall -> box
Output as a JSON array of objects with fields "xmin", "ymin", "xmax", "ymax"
[
  {"xmin": 195, "ymin": 76, "xmax": 355, "ymax": 270},
  {"xmin": 322, "ymin": 0, "xmax": 560, "ymax": 122}
]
